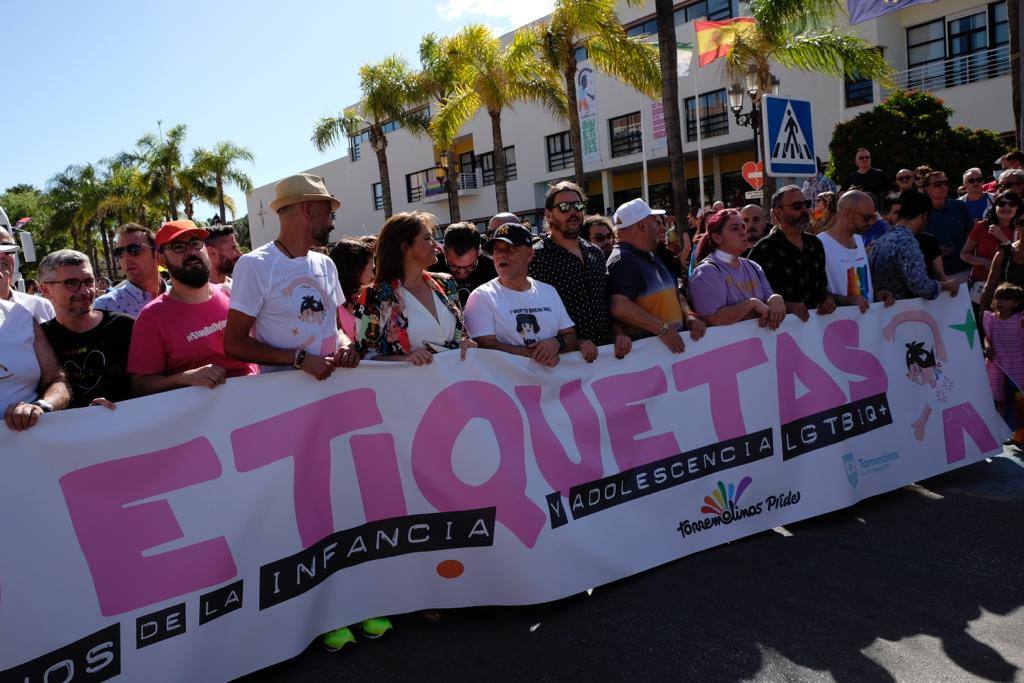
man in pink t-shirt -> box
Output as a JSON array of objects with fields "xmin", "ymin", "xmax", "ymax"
[{"xmin": 128, "ymin": 221, "xmax": 257, "ymax": 396}]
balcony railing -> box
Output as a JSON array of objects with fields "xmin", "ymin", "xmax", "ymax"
[{"xmin": 893, "ymin": 45, "xmax": 1012, "ymax": 92}]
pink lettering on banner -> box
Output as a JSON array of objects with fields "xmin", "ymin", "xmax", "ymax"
[
  {"xmin": 592, "ymin": 366, "xmax": 679, "ymax": 471},
  {"xmin": 411, "ymin": 381, "xmax": 545, "ymax": 548},
  {"xmin": 515, "ymin": 380, "xmax": 604, "ymax": 497},
  {"xmin": 351, "ymin": 433, "xmax": 408, "ymax": 522},
  {"xmin": 776, "ymin": 333, "xmax": 847, "ymax": 424},
  {"xmin": 942, "ymin": 402, "xmax": 999, "ymax": 463},
  {"xmin": 59, "ymin": 437, "xmax": 236, "ymax": 617},
  {"xmin": 231, "ymin": 388, "xmax": 384, "ymax": 548},
  {"xmin": 671, "ymin": 338, "xmax": 769, "ymax": 441},
  {"xmin": 822, "ymin": 319, "xmax": 888, "ymax": 401}
]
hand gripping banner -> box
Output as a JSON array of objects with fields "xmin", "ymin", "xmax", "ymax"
[{"xmin": 0, "ymin": 294, "xmax": 1004, "ymax": 681}]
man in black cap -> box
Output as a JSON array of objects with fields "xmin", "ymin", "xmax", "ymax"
[{"xmin": 464, "ymin": 223, "xmax": 580, "ymax": 367}]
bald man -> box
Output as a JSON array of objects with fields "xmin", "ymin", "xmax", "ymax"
[
  {"xmin": 740, "ymin": 204, "xmax": 767, "ymax": 243},
  {"xmin": 821, "ymin": 190, "xmax": 894, "ymax": 312}
]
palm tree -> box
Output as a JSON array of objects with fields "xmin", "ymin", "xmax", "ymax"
[
  {"xmin": 433, "ymin": 25, "xmax": 566, "ymax": 214},
  {"xmin": 312, "ymin": 55, "xmax": 425, "ymax": 218},
  {"xmin": 135, "ymin": 124, "xmax": 188, "ymax": 221},
  {"xmin": 176, "ymin": 162, "xmax": 219, "ymax": 222},
  {"xmin": 655, "ymin": 0, "xmax": 688, "ymax": 218},
  {"xmin": 725, "ymin": 0, "xmax": 893, "ymax": 197},
  {"xmin": 192, "ymin": 142, "xmax": 254, "ymax": 223},
  {"xmin": 535, "ymin": 0, "xmax": 662, "ymax": 189},
  {"xmin": 418, "ymin": 32, "xmax": 463, "ymax": 223}
]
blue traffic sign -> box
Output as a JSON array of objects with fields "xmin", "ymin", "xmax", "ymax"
[{"xmin": 762, "ymin": 95, "xmax": 816, "ymax": 177}]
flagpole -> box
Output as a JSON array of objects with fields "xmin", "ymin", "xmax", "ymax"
[
  {"xmin": 694, "ymin": 65, "xmax": 706, "ymax": 210},
  {"xmin": 641, "ymin": 100, "xmax": 650, "ymax": 204}
]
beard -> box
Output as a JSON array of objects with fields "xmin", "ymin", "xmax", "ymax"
[
  {"xmin": 552, "ymin": 217, "xmax": 580, "ymax": 240},
  {"xmin": 218, "ymin": 254, "xmax": 238, "ymax": 276},
  {"xmin": 794, "ymin": 213, "xmax": 810, "ymax": 231},
  {"xmin": 313, "ymin": 221, "xmax": 333, "ymax": 247},
  {"xmin": 169, "ymin": 256, "xmax": 210, "ymax": 288}
]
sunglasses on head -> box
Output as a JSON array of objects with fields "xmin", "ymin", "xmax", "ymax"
[
  {"xmin": 554, "ymin": 200, "xmax": 587, "ymax": 213},
  {"xmin": 112, "ymin": 243, "xmax": 154, "ymax": 258}
]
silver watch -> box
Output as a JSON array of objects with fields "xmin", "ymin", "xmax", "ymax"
[{"xmin": 31, "ymin": 399, "xmax": 54, "ymax": 413}]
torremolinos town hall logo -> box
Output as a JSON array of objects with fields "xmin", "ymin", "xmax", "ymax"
[{"xmin": 676, "ymin": 476, "xmax": 800, "ymax": 539}]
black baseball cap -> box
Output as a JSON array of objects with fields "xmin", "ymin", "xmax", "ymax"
[{"xmin": 484, "ymin": 223, "xmax": 532, "ymax": 252}]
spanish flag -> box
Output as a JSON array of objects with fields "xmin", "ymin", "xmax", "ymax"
[{"xmin": 694, "ymin": 18, "xmax": 756, "ymax": 67}]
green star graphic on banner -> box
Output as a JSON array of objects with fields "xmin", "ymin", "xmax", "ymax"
[{"xmin": 949, "ymin": 308, "xmax": 978, "ymax": 349}]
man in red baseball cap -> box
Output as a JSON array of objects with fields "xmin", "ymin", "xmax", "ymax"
[{"xmin": 128, "ymin": 220, "xmax": 257, "ymax": 395}]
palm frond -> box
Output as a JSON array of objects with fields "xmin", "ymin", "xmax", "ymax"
[
  {"xmin": 774, "ymin": 30, "xmax": 894, "ymax": 84},
  {"xmin": 430, "ymin": 86, "xmax": 482, "ymax": 147}
]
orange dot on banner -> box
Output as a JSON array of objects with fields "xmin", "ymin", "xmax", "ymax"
[{"xmin": 436, "ymin": 559, "xmax": 464, "ymax": 579}]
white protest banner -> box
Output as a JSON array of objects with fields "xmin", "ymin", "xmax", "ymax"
[{"xmin": 0, "ymin": 294, "xmax": 1003, "ymax": 682}]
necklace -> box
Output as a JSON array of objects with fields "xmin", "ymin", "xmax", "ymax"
[{"xmin": 274, "ymin": 240, "xmax": 294, "ymax": 258}]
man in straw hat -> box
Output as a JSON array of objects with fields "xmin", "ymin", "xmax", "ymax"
[{"xmin": 225, "ymin": 173, "xmax": 359, "ymax": 378}]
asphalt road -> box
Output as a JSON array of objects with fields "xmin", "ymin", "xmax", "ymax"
[{"xmin": 243, "ymin": 452, "xmax": 1024, "ymax": 682}]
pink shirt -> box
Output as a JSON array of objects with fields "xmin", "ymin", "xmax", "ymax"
[{"xmin": 128, "ymin": 286, "xmax": 257, "ymax": 378}]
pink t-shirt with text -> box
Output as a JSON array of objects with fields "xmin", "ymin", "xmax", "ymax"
[{"xmin": 127, "ymin": 286, "xmax": 258, "ymax": 378}]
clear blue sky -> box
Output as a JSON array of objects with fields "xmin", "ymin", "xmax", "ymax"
[{"xmin": 1, "ymin": 0, "xmax": 553, "ymax": 220}]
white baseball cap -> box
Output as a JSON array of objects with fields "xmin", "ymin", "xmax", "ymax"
[{"xmin": 612, "ymin": 198, "xmax": 665, "ymax": 229}]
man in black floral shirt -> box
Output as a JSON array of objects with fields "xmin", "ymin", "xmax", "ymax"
[
  {"xmin": 748, "ymin": 185, "xmax": 837, "ymax": 322},
  {"xmin": 530, "ymin": 181, "xmax": 632, "ymax": 359}
]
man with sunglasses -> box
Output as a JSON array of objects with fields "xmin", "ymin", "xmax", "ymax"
[
  {"xmin": 748, "ymin": 186, "xmax": 837, "ymax": 321},
  {"xmin": 840, "ymin": 148, "xmax": 889, "ymax": 207},
  {"xmin": 94, "ymin": 223, "xmax": 167, "ymax": 318},
  {"xmin": 530, "ymin": 181, "xmax": 630, "ymax": 360},
  {"xmin": 922, "ymin": 171, "xmax": 972, "ymax": 284},
  {"xmin": 895, "ymin": 169, "xmax": 916, "ymax": 194},
  {"xmin": 998, "ymin": 169, "xmax": 1024, "ymax": 194},
  {"xmin": 0, "ymin": 227, "xmax": 55, "ymax": 322},
  {"xmin": 39, "ymin": 249, "xmax": 134, "ymax": 408},
  {"xmin": 961, "ymin": 167, "xmax": 993, "ymax": 221},
  {"xmin": 128, "ymin": 221, "xmax": 257, "ymax": 396}
]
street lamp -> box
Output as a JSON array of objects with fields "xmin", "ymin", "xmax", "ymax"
[{"xmin": 728, "ymin": 73, "xmax": 780, "ymax": 163}]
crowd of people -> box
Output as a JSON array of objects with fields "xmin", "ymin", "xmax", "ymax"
[{"xmin": 2, "ymin": 147, "xmax": 1023, "ymax": 646}]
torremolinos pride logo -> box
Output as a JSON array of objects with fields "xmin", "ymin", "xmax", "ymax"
[{"xmin": 677, "ymin": 476, "xmax": 800, "ymax": 539}]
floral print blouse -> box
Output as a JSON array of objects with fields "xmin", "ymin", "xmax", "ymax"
[{"xmin": 354, "ymin": 271, "xmax": 468, "ymax": 356}]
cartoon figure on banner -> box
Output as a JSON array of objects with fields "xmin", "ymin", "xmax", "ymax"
[
  {"xmin": 576, "ymin": 68, "xmax": 596, "ymax": 115},
  {"xmin": 883, "ymin": 310, "xmax": 955, "ymax": 442},
  {"xmin": 516, "ymin": 313, "xmax": 540, "ymax": 347}
]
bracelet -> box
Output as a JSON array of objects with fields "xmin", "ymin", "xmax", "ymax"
[
  {"xmin": 293, "ymin": 350, "xmax": 308, "ymax": 369},
  {"xmin": 556, "ymin": 334, "xmax": 566, "ymax": 350}
]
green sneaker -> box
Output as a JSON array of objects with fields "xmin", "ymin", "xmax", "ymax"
[
  {"xmin": 321, "ymin": 626, "xmax": 356, "ymax": 652},
  {"xmin": 360, "ymin": 617, "xmax": 393, "ymax": 639}
]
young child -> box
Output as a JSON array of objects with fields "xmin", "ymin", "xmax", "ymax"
[{"xmin": 982, "ymin": 283, "xmax": 1024, "ymax": 423}]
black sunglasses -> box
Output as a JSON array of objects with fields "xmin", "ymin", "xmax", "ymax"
[
  {"xmin": 787, "ymin": 200, "xmax": 813, "ymax": 210},
  {"xmin": 965, "ymin": 177, "xmax": 983, "ymax": 184},
  {"xmin": 113, "ymin": 243, "xmax": 155, "ymax": 258},
  {"xmin": 996, "ymin": 201, "xmax": 1020, "ymax": 208},
  {"xmin": 554, "ymin": 201, "xmax": 587, "ymax": 213}
]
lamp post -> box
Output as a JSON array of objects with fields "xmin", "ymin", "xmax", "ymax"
[{"xmin": 727, "ymin": 73, "xmax": 780, "ymax": 164}]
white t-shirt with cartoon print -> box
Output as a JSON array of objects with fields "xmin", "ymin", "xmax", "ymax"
[
  {"xmin": 464, "ymin": 277, "xmax": 574, "ymax": 347},
  {"xmin": 229, "ymin": 242, "xmax": 344, "ymax": 372}
]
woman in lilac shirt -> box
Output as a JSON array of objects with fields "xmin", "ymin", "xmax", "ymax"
[{"xmin": 688, "ymin": 210, "xmax": 787, "ymax": 329}]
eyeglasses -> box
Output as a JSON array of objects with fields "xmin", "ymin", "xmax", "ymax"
[
  {"xmin": 1001, "ymin": 181, "xmax": 1023, "ymax": 188},
  {"xmin": 448, "ymin": 260, "xmax": 478, "ymax": 274},
  {"xmin": 330, "ymin": 211, "xmax": 337, "ymax": 221},
  {"xmin": 113, "ymin": 243, "xmax": 155, "ymax": 258},
  {"xmin": 856, "ymin": 156, "xmax": 870, "ymax": 161},
  {"xmin": 786, "ymin": 200, "xmax": 813, "ymax": 210},
  {"xmin": 965, "ymin": 177, "xmax": 983, "ymax": 184},
  {"xmin": 996, "ymin": 201, "xmax": 1020, "ymax": 209},
  {"xmin": 44, "ymin": 277, "xmax": 95, "ymax": 292},
  {"xmin": 589, "ymin": 232, "xmax": 612, "ymax": 242},
  {"xmin": 554, "ymin": 201, "xmax": 587, "ymax": 213},
  {"xmin": 928, "ymin": 180, "xmax": 949, "ymax": 187},
  {"xmin": 163, "ymin": 239, "xmax": 206, "ymax": 254},
  {"xmin": 896, "ymin": 175, "xmax": 914, "ymax": 182}
]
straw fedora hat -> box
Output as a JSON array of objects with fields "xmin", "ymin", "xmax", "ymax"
[{"xmin": 270, "ymin": 173, "xmax": 342, "ymax": 212}]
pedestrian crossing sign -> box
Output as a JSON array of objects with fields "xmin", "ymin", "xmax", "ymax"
[{"xmin": 761, "ymin": 95, "xmax": 816, "ymax": 177}]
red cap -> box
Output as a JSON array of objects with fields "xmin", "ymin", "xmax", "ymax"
[{"xmin": 155, "ymin": 220, "xmax": 209, "ymax": 249}]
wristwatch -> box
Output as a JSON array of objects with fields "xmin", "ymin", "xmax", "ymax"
[
  {"xmin": 293, "ymin": 350, "xmax": 308, "ymax": 369},
  {"xmin": 658, "ymin": 322, "xmax": 671, "ymax": 336},
  {"xmin": 31, "ymin": 399, "xmax": 53, "ymax": 413}
]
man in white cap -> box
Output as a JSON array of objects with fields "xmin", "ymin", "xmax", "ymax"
[
  {"xmin": 224, "ymin": 173, "xmax": 359, "ymax": 379},
  {"xmin": 0, "ymin": 227, "xmax": 55, "ymax": 322},
  {"xmin": 608, "ymin": 199, "xmax": 704, "ymax": 353}
]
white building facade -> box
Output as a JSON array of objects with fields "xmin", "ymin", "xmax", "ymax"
[{"xmin": 247, "ymin": 0, "xmax": 1015, "ymax": 248}]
